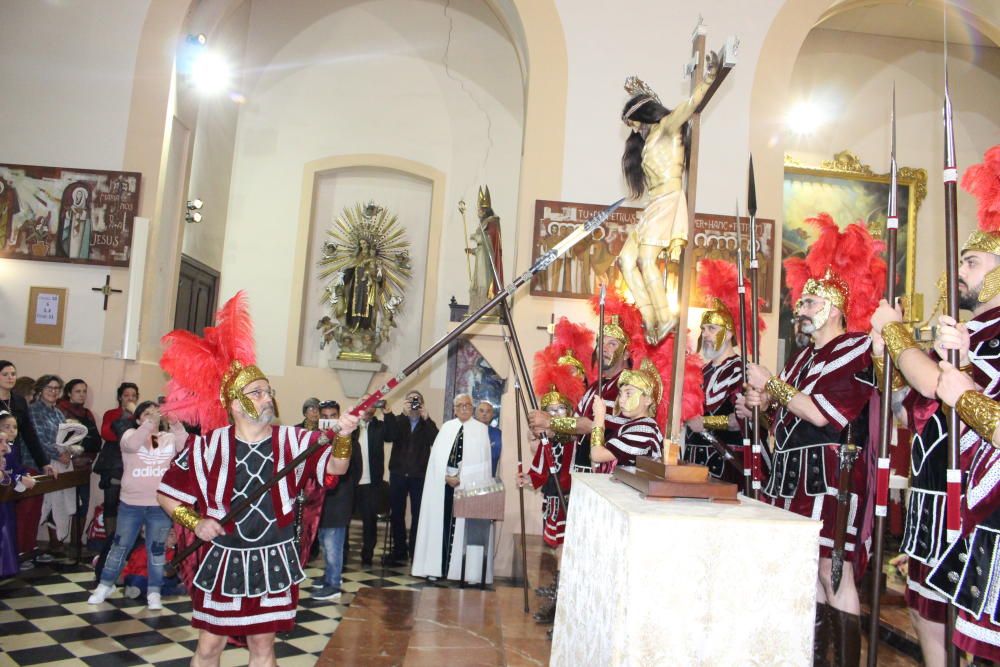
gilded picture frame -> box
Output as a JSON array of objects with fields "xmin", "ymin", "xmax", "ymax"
[{"xmin": 779, "ymin": 151, "xmax": 927, "ymax": 352}]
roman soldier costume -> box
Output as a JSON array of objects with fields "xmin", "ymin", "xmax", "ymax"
[
  {"xmin": 157, "ymin": 292, "xmax": 350, "ymax": 636},
  {"xmin": 763, "ymin": 215, "xmax": 884, "ymax": 566},
  {"xmin": 684, "ymin": 258, "xmax": 766, "ymax": 483},
  {"xmin": 924, "ymin": 145, "xmax": 1000, "ymax": 661}
]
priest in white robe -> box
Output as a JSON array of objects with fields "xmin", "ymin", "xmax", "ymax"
[{"xmin": 411, "ymin": 393, "xmax": 495, "ymax": 584}]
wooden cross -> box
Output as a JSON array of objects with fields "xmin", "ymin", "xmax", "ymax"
[
  {"xmin": 667, "ymin": 18, "xmax": 737, "ymax": 440},
  {"xmin": 91, "ymin": 274, "xmax": 122, "ymax": 310},
  {"xmin": 536, "ymin": 313, "xmax": 556, "ymax": 345}
]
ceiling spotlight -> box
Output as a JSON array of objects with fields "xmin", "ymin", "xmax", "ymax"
[
  {"xmin": 186, "ymin": 199, "xmax": 203, "ymax": 210},
  {"xmin": 185, "ymin": 211, "xmax": 203, "ymax": 224},
  {"xmin": 786, "ymin": 101, "xmax": 826, "ymax": 136},
  {"xmin": 190, "ymin": 50, "xmax": 231, "ymax": 95}
]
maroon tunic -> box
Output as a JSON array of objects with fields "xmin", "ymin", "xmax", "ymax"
[
  {"xmin": 762, "ymin": 332, "xmax": 874, "ymax": 568},
  {"xmin": 683, "ymin": 355, "xmax": 744, "ymax": 482},
  {"xmin": 159, "ymin": 424, "xmax": 338, "ymax": 636},
  {"xmin": 528, "ymin": 435, "xmax": 575, "ymax": 548},
  {"xmin": 595, "ymin": 416, "xmax": 663, "ymax": 474},
  {"xmin": 574, "ymin": 370, "xmax": 626, "ymax": 472}
]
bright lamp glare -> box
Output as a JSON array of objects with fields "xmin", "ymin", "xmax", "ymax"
[
  {"xmin": 786, "ymin": 101, "xmax": 825, "ymax": 135},
  {"xmin": 191, "ymin": 51, "xmax": 231, "ymax": 94}
]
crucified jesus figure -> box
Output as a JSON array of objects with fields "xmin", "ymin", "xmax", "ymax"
[{"xmin": 618, "ymin": 53, "xmax": 719, "ymax": 344}]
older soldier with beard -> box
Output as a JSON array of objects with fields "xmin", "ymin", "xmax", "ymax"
[
  {"xmin": 684, "ymin": 259, "xmax": 765, "ymax": 483},
  {"xmin": 742, "ymin": 216, "xmax": 884, "ymax": 667},
  {"xmin": 156, "ymin": 293, "xmax": 356, "ymax": 667},
  {"xmin": 873, "ymin": 145, "xmax": 1000, "ymax": 665}
]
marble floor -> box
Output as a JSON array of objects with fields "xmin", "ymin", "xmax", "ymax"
[{"xmin": 0, "ymin": 523, "xmax": 937, "ymax": 666}]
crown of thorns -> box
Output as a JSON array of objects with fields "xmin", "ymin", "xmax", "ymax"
[{"xmin": 623, "ymin": 75, "xmax": 661, "ymax": 119}]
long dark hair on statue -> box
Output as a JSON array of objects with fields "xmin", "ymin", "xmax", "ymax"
[{"xmin": 621, "ymin": 95, "xmax": 671, "ymax": 199}]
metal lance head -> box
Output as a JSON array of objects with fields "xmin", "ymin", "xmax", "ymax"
[
  {"xmin": 747, "ymin": 154, "xmax": 758, "ymax": 261},
  {"xmin": 888, "ymin": 85, "xmax": 898, "ymax": 220}
]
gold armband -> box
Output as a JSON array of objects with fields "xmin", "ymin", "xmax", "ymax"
[
  {"xmin": 956, "ymin": 391, "xmax": 1000, "ymax": 444},
  {"xmin": 959, "ymin": 362, "xmax": 974, "ymax": 375},
  {"xmin": 765, "ymin": 376, "xmax": 799, "ymax": 407},
  {"xmin": 882, "ymin": 321, "xmax": 919, "ymax": 366},
  {"xmin": 872, "ymin": 353, "xmax": 906, "ymax": 392},
  {"xmin": 172, "ymin": 505, "xmax": 202, "ymax": 531},
  {"xmin": 702, "ymin": 415, "xmax": 730, "ymax": 430},
  {"xmin": 332, "ymin": 434, "xmax": 352, "ymax": 459},
  {"xmin": 550, "ymin": 416, "xmax": 578, "ymax": 435},
  {"xmin": 590, "ymin": 426, "xmax": 605, "ymax": 448}
]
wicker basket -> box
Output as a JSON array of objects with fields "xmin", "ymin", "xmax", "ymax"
[{"xmin": 453, "ymin": 478, "xmax": 505, "ymax": 521}]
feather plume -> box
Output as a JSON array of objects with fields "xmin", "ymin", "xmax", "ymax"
[
  {"xmin": 962, "ymin": 145, "xmax": 1000, "ymax": 234},
  {"xmin": 695, "ymin": 258, "xmax": 766, "ymax": 354},
  {"xmin": 552, "ymin": 317, "xmax": 596, "ymax": 383},
  {"xmin": 532, "ymin": 346, "xmax": 587, "ymax": 407},
  {"xmin": 782, "ymin": 214, "xmax": 886, "ymax": 332},
  {"xmin": 590, "ymin": 288, "xmax": 649, "ymax": 362},
  {"xmin": 159, "ymin": 291, "xmax": 258, "ymax": 431}
]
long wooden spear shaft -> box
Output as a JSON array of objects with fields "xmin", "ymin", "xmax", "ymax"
[
  {"xmin": 475, "ymin": 208, "xmax": 568, "ymax": 513},
  {"xmin": 514, "ymin": 375, "xmax": 530, "ymax": 613},
  {"xmin": 866, "ymin": 86, "xmax": 899, "ymax": 667},
  {"xmin": 735, "ymin": 200, "xmax": 753, "ymax": 497},
  {"xmin": 747, "ymin": 155, "xmax": 762, "ymax": 498},
  {"xmin": 942, "ymin": 37, "xmax": 962, "ymax": 667},
  {"xmin": 168, "ymin": 197, "xmax": 623, "ymax": 572}
]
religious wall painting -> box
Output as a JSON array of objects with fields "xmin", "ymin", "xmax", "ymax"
[
  {"xmin": 780, "ymin": 150, "xmax": 927, "ymax": 355},
  {"xmin": 0, "ymin": 163, "xmax": 141, "ymax": 267},
  {"xmin": 529, "ymin": 199, "xmax": 641, "ymax": 299},
  {"xmin": 445, "ymin": 338, "xmax": 505, "ymax": 425},
  {"xmin": 689, "ymin": 213, "xmax": 776, "ymax": 313}
]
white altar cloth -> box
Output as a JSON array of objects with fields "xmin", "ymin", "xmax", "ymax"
[{"xmin": 550, "ymin": 473, "xmax": 820, "ymax": 666}]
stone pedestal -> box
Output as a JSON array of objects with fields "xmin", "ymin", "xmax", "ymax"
[
  {"xmin": 551, "ymin": 474, "xmax": 820, "ymax": 666},
  {"xmin": 328, "ymin": 358, "xmax": 386, "ymax": 398}
]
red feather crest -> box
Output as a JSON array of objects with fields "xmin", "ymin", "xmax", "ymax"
[
  {"xmin": 532, "ymin": 346, "xmax": 587, "ymax": 408},
  {"xmin": 962, "ymin": 145, "xmax": 1000, "ymax": 234},
  {"xmin": 159, "ymin": 291, "xmax": 259, "ymax": 431},
  {"xmin": 552, "ymin": 317, "xmax": 596, "ymax": 384},
  {"xmin": 695, "ymin": 258, "xmax": 766, "ymax": 353},
  {"xmin": 782, "ymin": 213, "xmax": 886, "ymax": 332}
]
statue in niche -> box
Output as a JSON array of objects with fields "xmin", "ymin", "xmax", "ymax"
[
  {"xmin": 317, "ymin": 201, "xmax": 411, "ymax": 362},
  {"xmin": 464, "ymin": 185, "xmax": 504, "ymax": 313}
]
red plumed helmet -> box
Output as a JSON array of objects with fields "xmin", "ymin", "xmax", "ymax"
[
  {"xmin": 551, "ymin": 317, "xmax": 596, "ymax": 384},
  {"xmin": 962, "ymin": 145, "xmax": 1000, "ymax": 234},
  {"xmin": 696, "ymin": 258, "xmax": 766, "ymax": 354},
  {"xmin": 590, "ymin": 287, "xmax": 648, "ymax": 362},
  {"xmin": 532, "ymin": 346, "xmax": 587, "ymax": 410},
  {"xmin": 159, "ymin": 291, "xmax": 264, "ymax": 431},
  {"xmin": 783, "ymin": 213, "xmax": 886, "ymax": 333}
]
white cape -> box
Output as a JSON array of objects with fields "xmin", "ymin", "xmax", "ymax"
[{"xmin": 411, "ymin": 417, "xmax": 495, "ymax": 584}]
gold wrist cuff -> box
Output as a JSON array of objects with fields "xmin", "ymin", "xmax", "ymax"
[
  {"xmin": 172, "ymin": 505, "xmax": 202, "ymax": 531},
  {"xmin": 551, "ymin": 416, "xmax": 578, "ymax": 435},
  {"xmin": 872, "ymin": 353, "xmax": 906, "ymax": 392},
  {"xmin": 590, "ymin": 426, "xmax": 605, "ymax": 448},
  {"xmin": 956, "ymin": 390, "xmax": 1000, "ymax": 444},
  {"xmin": 765, "ymin": 376, "xmax": 799, "ymax": 407},
  {"xmin": 332, "ymin": 434, "xmax": 352, "ymax": 459},
  {"xmin": 882, "ymin": 321, "xmax": 919, "ymax": 366},
  {"xmin": 959, "ymin": 362, "xmax": 974, "ymax": 374},
  {"xmin": 703, "ymin": 415, "xmax": 730, "ymax": 430}
]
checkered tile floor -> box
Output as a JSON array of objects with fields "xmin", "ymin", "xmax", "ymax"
[{"xmin": 0, "ymin": 521, "xmax": 438, "ymax": 666}]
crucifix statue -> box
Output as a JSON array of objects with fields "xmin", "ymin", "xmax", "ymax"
[
  {"xmin": 91, "ymin": 274, "xmax": 123, "ymax": 310},
  {"xmin": 617, "ymin": 18, "xmax": 737, "ymax": 346}
]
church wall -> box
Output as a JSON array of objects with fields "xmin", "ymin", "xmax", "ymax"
[
  {"xmin": 181, "ymin": 0, "xmax": 252, "ymax": 272},
  {"xmin": 217, "ymin": 0, "xmax": 525, "ymax": 406},
  {"xmin": 0, "ymin": 0, "xmax": 150, "ymax": 417},
  {"xmin": 787, "ymin": 28, "xmax": 1000, "ymax": 327}
]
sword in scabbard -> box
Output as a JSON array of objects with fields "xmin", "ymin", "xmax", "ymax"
[{"xmin": 831, "ymin": 427, "xmax": 859, "ymax": 594}]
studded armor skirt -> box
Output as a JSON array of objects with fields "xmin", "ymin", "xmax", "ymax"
[
  {"xmin": 928, "ymin": 527, "xmax": 1000, "ymax": 661},
  {"xmin": 762, "ymin": 443, "xmax": 868, "ymax": 570},
  {"xmin": 901, "ymin": 489, "xmax": 948, "ymax": 622}
]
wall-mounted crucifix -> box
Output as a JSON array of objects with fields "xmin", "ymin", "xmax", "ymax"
[{"xmin": 91, "ymin": 274, "xmax": 123, "ymax": 310}]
